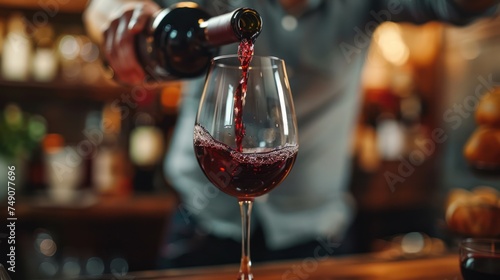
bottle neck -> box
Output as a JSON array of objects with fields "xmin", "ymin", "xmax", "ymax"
[{"xmin": 202, "ymin": 8, "xmax": 262, "ymax": 47}]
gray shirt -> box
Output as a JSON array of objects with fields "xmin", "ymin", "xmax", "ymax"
[{"xmin": 163, "ymin": 0, "xmax": 495, "ymax": 249}]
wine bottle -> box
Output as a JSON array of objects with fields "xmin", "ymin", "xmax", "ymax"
[{"xmin": 136, "ymin": 2, "xmax": 262, "ymax": 81}]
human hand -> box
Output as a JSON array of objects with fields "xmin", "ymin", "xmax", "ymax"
[{"xmin": 102, "ymin": 1, "xmax": 161, "ymax": 84}]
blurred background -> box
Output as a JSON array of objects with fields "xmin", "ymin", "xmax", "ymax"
[{"xmin": 0, "ymin": 0, "xmax": 498, "ymax": 279}]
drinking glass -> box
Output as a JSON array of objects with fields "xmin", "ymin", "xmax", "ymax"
[
  {"xmin": 459, "ymin": 238, "xmax": 500, "ymax": 280},
  {"xmin": 194, "ymin": 55, "xmax": 298, "ymax": 279}
]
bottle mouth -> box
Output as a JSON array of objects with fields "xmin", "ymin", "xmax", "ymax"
[{"xmin": 232, "ymin": 8, "xmax": 262, "ymax": 41}]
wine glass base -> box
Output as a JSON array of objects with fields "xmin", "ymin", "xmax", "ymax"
[{"xmin": 238, "ymin": 273, "xmax": 253, "ymax": 280}]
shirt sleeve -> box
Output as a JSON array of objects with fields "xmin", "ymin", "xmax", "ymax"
[{"xmin": 374, "ymin": 0, "xmax": 498, "ymax": 25}]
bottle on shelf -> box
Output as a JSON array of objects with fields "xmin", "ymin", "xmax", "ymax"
[
  {"xmin": 1, "ymin": 13, "xmax": 32, "ymax": 81},
  {"xmin": 31, "ymin": 24, "xmax": 58, "ymax": 82},
  {"xmin": 92, "ymin": 104, "xmax": 133, "ymax": 196},
  {"xmin": 135, "ymin": 2, "xmax": 262, "ymax": 82},
  {"xmin": 129, "ymin": 114, "xmax": 165, "ymax": 193},
  {"xmin": 128, "ymin": 90, "xmax": 168, "ymax": 193}
]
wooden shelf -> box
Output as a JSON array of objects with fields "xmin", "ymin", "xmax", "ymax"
[
  {"xmin": 0, "ymin": 78, "xmax": 129, "ymax": 103},
  {"xmin": 1, "ymin": 193, "xmax": 179, "ymax": 274},
  {"xmin": 0, "ymin": 0, "xmax": 88, "ymax": 13}
]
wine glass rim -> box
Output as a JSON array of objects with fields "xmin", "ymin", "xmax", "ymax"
[
  {"xmin": 212, "ymin": 54, "xmax": 284, "ymax": 67},
  {"xmin": 460, "ymin": 238, "xmax": 500, "ymax": 254}
]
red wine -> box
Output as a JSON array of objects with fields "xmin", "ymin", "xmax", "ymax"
[
  {"xmin": 194, "ymin": 125, "xmax": 298, "ymax": 199},
  {"xmin": 461, "ymin": 256, "xmax": 500, "ymax": 280},
  {"xmin": 234, "ymin": 39, "xmax": 254, "ymax": 152}
]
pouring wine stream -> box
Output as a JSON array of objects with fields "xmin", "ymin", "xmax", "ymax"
[{"xmin": 236, "ymin": 38, "xmax": 255, "ymax": 280}]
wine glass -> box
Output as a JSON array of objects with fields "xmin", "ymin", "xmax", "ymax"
[
  {"xmin": 194, "ymin": 55, "xmax": 298, "ymax": 279},
  {"xmin": 459, "ymin": 238, "xmax": 500, "ymax": 280}
]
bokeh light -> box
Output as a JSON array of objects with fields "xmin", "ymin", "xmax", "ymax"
[
  {"xmin": 110, "ymin": 258, "xmax": 129, "ymax": 276},
  {"xmin": 376, "ymin": 22, "xmax": 410, "ymax": 66},
  {"xmin": 62, "ymin": 258, "xmax": 81, "ymax": 277},
  {"xmin": 59, "ymin": 35, "xmax": 80, "ymax": 60},
  {"xmin": 86, "ymin": 257, "xmax": 104, "ymax": 276},
  {"xmin": 39, "ymin": 260, "xmax": 58, "ymax": 277},
  {"xmin": 401, "ymin": 232, "xmax": 425, "ymax": 254},
  {"xmin": 39, "ymin": 239, "xmax": 57, "ymax": 257}
]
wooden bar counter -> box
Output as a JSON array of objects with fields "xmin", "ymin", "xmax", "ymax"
[{"xmin": 128, "ymin": 253, "xmax": 462, "ymax": 280}]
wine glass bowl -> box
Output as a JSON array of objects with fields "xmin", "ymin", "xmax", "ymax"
[
  {"xmin": 194, "ymin": 54, "xmax": 298, "ymax": 279},
  {"xmin": 459, "ymin": 238, "xmax": 500, "ymax": 280},
  {"xmin": 194, "ymin": 55, "xmax": 298, "ymax": 199}
]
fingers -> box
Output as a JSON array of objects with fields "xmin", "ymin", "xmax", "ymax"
[
  {"xmin": 104, "ymin": 16, "xmax": 140, "ymax": 84},
  {"xmin": 116, "ymin": 10, "xmax": 146, "ymax": 84},
  {"xmin": 128, "ymin": 1, "xmax": 161, "ymax": 32},
  {"xmin": 129, "ymin": 7, "xmax": 150, "ymax": 32},
  {"xmin": 103, "ymin": 19, "xmax": 119, "ymax": 72},
  {"xmin": 113, "ymin": 12, "xmax": 144, "ymax": 83},
  {"xmin": 102, "ymin": 3, "xmax": 161, "ymax": 85}
]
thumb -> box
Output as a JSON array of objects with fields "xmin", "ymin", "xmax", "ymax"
[
  {"xmin": 128, "ymin": 2, "xmax": 160, "ymax": 33},
  {"xmin": 128, "ymin": 10, "xmax": 150, "ymax": 32}
]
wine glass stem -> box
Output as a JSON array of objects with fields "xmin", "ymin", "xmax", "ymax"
[{"xmin": 239, "ymin": 199, "xmax": 253, "ymax": 280}]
